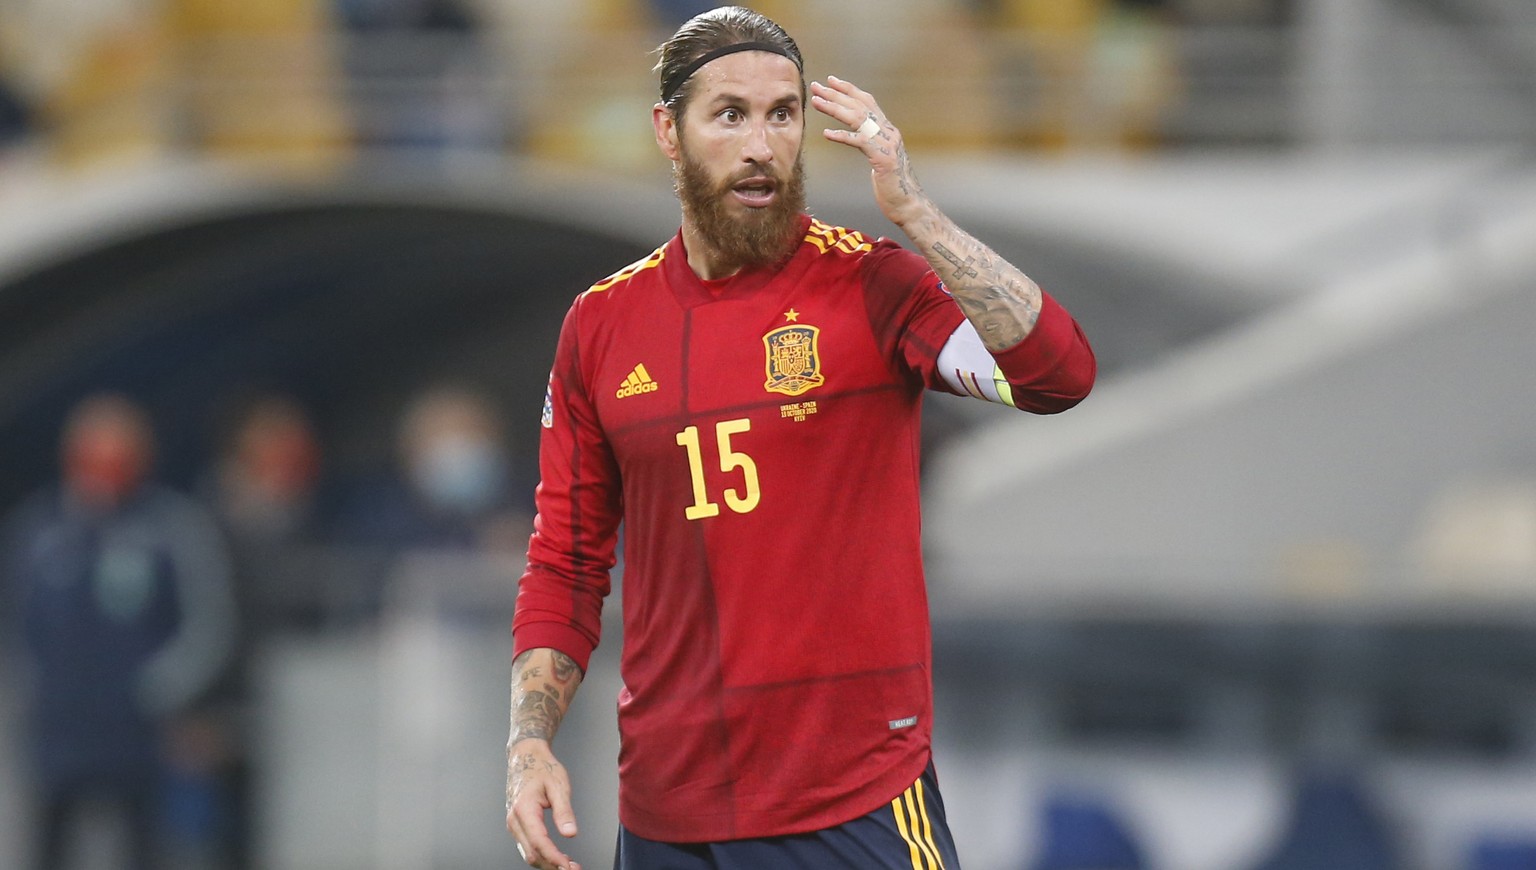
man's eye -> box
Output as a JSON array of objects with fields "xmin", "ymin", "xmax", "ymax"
[{"xmin": 721, "ymin": 109, "xmax": 741, "ymax": 123}]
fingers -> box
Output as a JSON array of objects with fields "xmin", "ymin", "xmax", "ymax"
[
  {"xmin": 818, "ymin": 74, "xmax": 875, "ymax": 111},
  {"xmin": 507, "ymin": 778, "xmax": 580, "ymax": 870},
  {"xmin": 809, "ymin": 75, "xmax": 924, "ymax": 226},
  {"xmin": 511, "ymin": 796, "xmax": 578, "ymax": 870},
  {"xmin": 548, "ymin": 777, "xmax": 580, "ymax": 840},
  {"xmin": 810, "ymin": 76, "xmax": 887, "ymax": 147}
]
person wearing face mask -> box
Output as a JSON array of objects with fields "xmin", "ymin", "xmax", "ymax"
[
  {"xmin": 405, "ymin": 396, "xmax": 512, "ymax": 527},
  {"xmin": 335, "ymin": 385, "xmax": 534, "ymax": 560},
  {"xmin": 1, "ymin": 393, "xmax": 237, "ymax": 870}
]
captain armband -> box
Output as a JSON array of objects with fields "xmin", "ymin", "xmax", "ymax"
[{"xmin": 936, "ymin": 321, "xmax": 1017, "ymax": 408}]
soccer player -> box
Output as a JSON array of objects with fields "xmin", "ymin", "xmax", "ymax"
[{"xmin": 506, "ymin": 6, "xmax": 1096, "ymax": 869}]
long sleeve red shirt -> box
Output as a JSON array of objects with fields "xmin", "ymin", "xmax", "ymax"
[{"xmin": 514, "ymin": 215, "xmax": 1094, "ymax": 842}]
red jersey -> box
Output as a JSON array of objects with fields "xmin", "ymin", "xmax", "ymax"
[{"xmin": 514, "ymin": 214, "xmax": 1094, "ymax": 842}]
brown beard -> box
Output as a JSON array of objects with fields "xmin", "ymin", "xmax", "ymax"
[{"xmin": 675, "ymin": 148, "xmax": 807, "ymax": 269}]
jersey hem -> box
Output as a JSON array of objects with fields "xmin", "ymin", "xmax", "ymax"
[{"xmin": 616, "ymin": 747, "xmax": 933, "ymax": 844}]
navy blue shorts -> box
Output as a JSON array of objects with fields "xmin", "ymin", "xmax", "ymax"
[{"xmin": 615, "ymin": 762, "xmax": 960, "ymax": 870}]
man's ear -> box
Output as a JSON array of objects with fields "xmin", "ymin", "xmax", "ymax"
[{"xmin": 653, "ymin": 103, "xmax": 680, "ymax": 161}]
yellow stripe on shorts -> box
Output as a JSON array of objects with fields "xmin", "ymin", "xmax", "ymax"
[
  {"xmin": 891, "ymin": 781, "xmax": 946, "ymax": 870},
  {"xmin": 891, "ymin": 789, "xmax": 926, "ymax": 869},
  {"xmin": 915, "ymin": 779, "xmax": 946, "ymax": 870}
]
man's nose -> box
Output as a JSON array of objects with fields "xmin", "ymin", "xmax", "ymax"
[{"xmin": 742, "ymin": 121, "xmax": 774, "ymax": 163}]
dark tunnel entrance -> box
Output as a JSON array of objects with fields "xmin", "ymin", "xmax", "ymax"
[{"xmin": 0, "ymin": 202, "xmax": 653, "ymax": 509}]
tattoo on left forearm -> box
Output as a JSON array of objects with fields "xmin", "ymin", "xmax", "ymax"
[
  {"xmin": 875, "ymin": 132, "xmax": 1041, "ymax": 350},
  {"xmin": 927, "ymin": 232, "xmax": 1042, "ymax": 351},
  {"xmin": 933, "ymin": 242, "xmax": 979, "ymax": 280}
]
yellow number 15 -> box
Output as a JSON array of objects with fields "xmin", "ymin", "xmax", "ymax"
[{"xmin": 675, "ymin": 418, "xmax": 760, "ymax": 520}]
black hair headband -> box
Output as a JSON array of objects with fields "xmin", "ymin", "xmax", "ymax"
[{"xmin": 662, "ymin": 41, "xmax": 800, "ymax": 103}]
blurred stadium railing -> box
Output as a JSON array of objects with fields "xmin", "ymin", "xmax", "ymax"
[{"xmin": 2, "ymin": 0, "xmax": 1535, "ymax": 176}]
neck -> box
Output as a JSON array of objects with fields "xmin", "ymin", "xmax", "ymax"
[{"xmin": 680, "ymin": 221, "xmax": 745, "ymax": 281}]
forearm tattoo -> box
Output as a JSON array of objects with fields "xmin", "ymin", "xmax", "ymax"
[
  {"xmin": 872, "ymin": 118, "xmax": 1041, "ymax": 350},
  {"xmin": 508, "ymin": 648, "xmax": 583, "ymax": 746},
  {"xmin": 924, "ymin": 224, "xmax": 1042, "ymax": 351}
]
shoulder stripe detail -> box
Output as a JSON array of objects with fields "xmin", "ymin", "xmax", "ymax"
[
  {"xmin": 804, "ymin": 218, "xmax": 873, "ymax": 255},
  {"xmin": 587, "ymin": 245, "xmax": 668, "ymax": 294}
]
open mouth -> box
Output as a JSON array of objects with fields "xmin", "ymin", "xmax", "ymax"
[{"xmin": 731, "ymin": 177, "xmax": 778, "ymax": 208}]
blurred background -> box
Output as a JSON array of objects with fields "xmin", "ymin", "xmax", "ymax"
[{"xmin": 1, "ymin": 0, "xmax": 1535, "ymax": 868}]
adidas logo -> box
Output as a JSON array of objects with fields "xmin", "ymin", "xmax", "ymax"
[{"xmin": 616, "ymin": 364, "xmax": 659, "ymax": 399}]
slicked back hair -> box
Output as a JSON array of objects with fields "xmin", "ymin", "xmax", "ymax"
[{"xmin": 653, "ymin": 6, "xmax": 805, "ymax": 119}]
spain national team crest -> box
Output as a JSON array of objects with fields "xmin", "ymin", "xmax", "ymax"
[{"xmin": 762, "ymin": 324, "xmax": 825, "ymax": 397}]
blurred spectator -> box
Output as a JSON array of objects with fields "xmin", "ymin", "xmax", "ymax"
[
  {"xmin": 198, "ymin": 394, "xmax": 328, "ymax": 868},
  {"xmin": 203, "ymin": 393, "xmax": 346, "ymax": 631},
  {"xmin": 334, "ymin": 0, "xmax": 502, "ymax": 152},
  {"xmin": 333, "ymin": 385, "xmax": 531, "ymax": 615},
  {"xmin": 1, "ymin": 394, "xmax": 237, "ymax": 870},
  {"xmin": 207, "ymin": 394, "xmax": 326, "ymax": 553}
]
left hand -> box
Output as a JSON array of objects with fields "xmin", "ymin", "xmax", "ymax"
[{"xmin": 811, "ymin": 76, "xmax": 928, "ymax": 229}]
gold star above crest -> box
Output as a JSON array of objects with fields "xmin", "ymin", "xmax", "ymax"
[{"xmin": 784, "ymin": 308, "xmax": 800, "ymax": 322}]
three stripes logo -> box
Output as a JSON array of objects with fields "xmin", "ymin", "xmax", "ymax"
[
  {"xmin": 616, "ymin": 364, "xmax": 659, "ymax": 399},
  {"xmin": 891, "ymin": 777, "xmax": 948, "ymax": 870}
]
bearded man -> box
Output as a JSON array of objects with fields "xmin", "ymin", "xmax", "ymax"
[{"xmin": 505, "ymin": 7, "xmax": 1097, "ymax": 869}]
